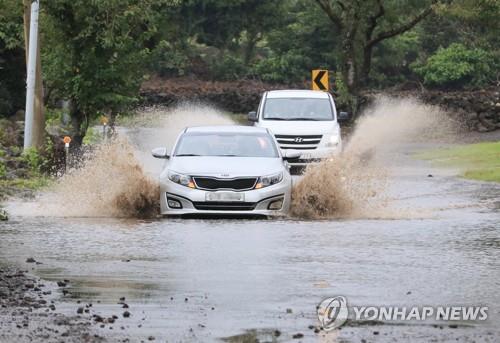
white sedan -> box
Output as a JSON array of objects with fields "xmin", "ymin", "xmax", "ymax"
[{"xmin": 151, "ymin": 126, "xmax": 299, "ymax": 217}]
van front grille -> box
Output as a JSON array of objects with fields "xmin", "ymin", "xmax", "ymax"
[{"xmin": 275, "ymin": 134, "xmax": 322, "ymax": 150}]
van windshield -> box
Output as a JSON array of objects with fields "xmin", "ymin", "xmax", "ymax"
[{"xmin": 263, "ymin": 97, "xmax": 334, "ymax": 121}]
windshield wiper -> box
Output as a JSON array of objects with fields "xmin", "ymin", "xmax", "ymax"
[
  {"xmin": 214, "ymin": 154, "xmax": 238, "ymax": 157},
  {"xmin": 265, "ymin": 117, "xmax": 322, "ymax": 121},
  {"xmin": 175, "ymin": 153, "xmax": 201, "ymax": 157},
  {"xmin": 286, "ymin": 117, "xmax": 322, "ymax": 121}
]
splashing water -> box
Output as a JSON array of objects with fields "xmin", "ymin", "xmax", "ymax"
[
  {"xmin": 7, "ymin": 98, "xmax": 459, "ymax": 219},
  {"xmin": 291, "ymin": 96, "xmax": 460, "ymax": 219},
  {"xmin": 7, "ymin": 104, "xmax": 236, "ymax": 218},
  {"xmin": 120, "ymin": 103, "xmax": 237, "ymax": 174},
  {"xmin": 7, "ymin": 140, "xmax": 159, "ymax": 218}
]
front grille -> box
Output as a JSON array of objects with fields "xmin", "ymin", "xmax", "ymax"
[
  {"xmin": 275, "ymin": 134, "xmax": 323, "ymax": 150},
  {"xmin": 290, "ymin": 158, "xmax": 322, "ymax": 164},
  {"xmin": 193, "ymin": 177, "xmax": 257, "ymax": 191},
  {"xmin": 193, "ymin": 202, "xmax": 257, "ymax": 211}
]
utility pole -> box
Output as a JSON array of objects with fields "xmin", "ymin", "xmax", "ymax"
[{"xmin": 23, "ymin": 0, "xmax": 45, "ymax": 149}]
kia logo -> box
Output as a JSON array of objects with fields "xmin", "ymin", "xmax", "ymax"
[{"xmin": 294, "ymin": 137, "xmax": 303, "ymax": 143}]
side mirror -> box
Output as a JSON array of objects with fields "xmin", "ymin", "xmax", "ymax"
[
  {"xmin": 282, "ymin": 150, "xmax": 301, "ymax": 161},
  {"xmin": 338, "ymin": 111, "xmax": 350, "ymax": 122},
  {"xmin": 248, "ymin": 111, "xmax": 258, "ymax": 122},
  {"xmin": 151, "ymin": 147, "xmax": 169, "ymax": 159}
]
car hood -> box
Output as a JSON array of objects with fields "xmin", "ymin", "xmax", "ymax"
[
  {"xmin": 257, "ymin": 120, "xmax": 339, "ymax": 135},
  {"xmin": 163, "ymin": 156, "xmax": 284, "ymax": 178}
]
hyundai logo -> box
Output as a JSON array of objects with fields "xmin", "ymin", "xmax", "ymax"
[{"xmin": 294, "ymin": 137, "xmax": 303, "ymax": 143}]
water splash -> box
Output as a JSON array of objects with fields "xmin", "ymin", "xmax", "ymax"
[
  {"xmin": 7, "ymin": 104, "xmax": 237, "ymax": 218},
  {"xmin": 7, "ymin": 98, "xmax": 460, "ymax": 219},
  {"xmin": 290, "ymin": 96, "xmax": 460, "ymax": 219}
]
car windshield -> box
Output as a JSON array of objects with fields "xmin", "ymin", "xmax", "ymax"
[
  {"xmin": 174, "ymin": 132, "xmax": 279, "ymax": 158},
  {"xmin": 263, "ymin": 97, "xmax": 334, "ymax": 121}
]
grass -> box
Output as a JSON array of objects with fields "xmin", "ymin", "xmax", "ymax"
[
  {"xmin": 415, "ymin": 141, "xmax": 500, "ymax": 182},
  {"xmin": 0, "ymin": 176, "xmax": 52, "ymax": 191}
]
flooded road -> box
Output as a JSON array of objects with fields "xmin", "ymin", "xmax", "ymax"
[
  {"xmin": 1, "ymin": 102, "xmax": 500, "ymax": 341},
  {"xmin": 1, "ymin": 151, "xmax": 499, "ymax": 342}
]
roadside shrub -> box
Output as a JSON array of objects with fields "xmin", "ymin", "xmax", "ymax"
[
  {"xmin": 0, "ymin": 160, "xmax": 7, "ymax": 179},
  {"xmin": 412, "ymin": 43, "xmax": 495, "ymax": 88},
  {"xmin": 83, "ymin": 127, "xmax": 102, "ymax": 145},
  {"xmin": 21, "ymin": 147, "xmax": 44, "ymax": 175},
  {"xmin": 0, "ymin": 118, "xmax": 19, "ymax": 146},
  {"xmin": 252, "ymin": 52, "xmax": 311, "ymax": 83},
  {"xmin": 207, "ymin": 54, "xmax": 247, "ymax": 81},
  {"xmin": 149, "ymin": 40, "xmax": 191, "ymax": 77}
]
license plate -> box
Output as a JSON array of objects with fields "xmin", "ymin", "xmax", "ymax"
[
  {"xmin": 301, "ymin": 153, "xmax": 312, "ymax": 159},
  {"xmin": 205, "ymin": 192, "xmax": 245, "ymax": 202}
]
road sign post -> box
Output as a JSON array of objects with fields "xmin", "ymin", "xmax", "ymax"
[
  {"xmin": 63, "ymin": 136, "xmax": 71, "ymax": 173},
  {"xmin": 100, "ymin": 116, "xmax": 109, "ymax": 142},
  {"xmin": 312, "ymin": 70, "xmax": 329, "ymax": 91}
]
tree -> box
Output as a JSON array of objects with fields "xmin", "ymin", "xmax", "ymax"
[
  {"xmin": 42, "ymin": 0, "xmax": 169, "ymax": 145},
  {"xmin": 314, "ymin": 0, "xmax": 436, "ymax": 98},
  {"xmin": 146, "ymin": 0, "xmax": 286, "ymax": 79},
  {"xmin": 413, "ymin": 43, "xmax": 494, "ymax": 88},
  {"xmin": 253, "ymin": 0, "xmax": 339, "ymax": 84},
  {"xmin": 0, "ymin": 0, "xmax": 25, "ymax": 117}
]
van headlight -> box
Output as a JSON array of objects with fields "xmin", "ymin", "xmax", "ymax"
[
  {"xmin": 327, "ymin": 134, "xmax": 340, "ymax": 147},
  {"xmin": 255, "ymin": 172, "xmax": 283, "ymax": 189},
  {"xmin": 168, "ymin": 171, "xmax": 196, "ymax": 188}
]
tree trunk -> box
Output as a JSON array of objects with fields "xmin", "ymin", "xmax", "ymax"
[
  {"xmin": 340, "ymin": 39, "xmax": 360, "ymax": 94},
  {"xmin": 69, "ymin": 102, "xmax": 85, "ymax": 147},
  {"xmin": 359, "ymin": 45, "xmax": 374, "ymax": 89},
  {"xmin": 243, "ymin": 31, "xmax": 258, "ymax": 66}
]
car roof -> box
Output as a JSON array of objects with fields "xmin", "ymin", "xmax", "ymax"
[
  {"xmin": 184, "ymin": 125, "xmax": 268, "ymax": 134},
  {"xmin": 266, "ymin": 89, "xmax": 330, "ymax": 99}
]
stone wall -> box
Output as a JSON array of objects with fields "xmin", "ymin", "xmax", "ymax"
[
  {"xmin": 140, "ymin": 76, "xmax": 288, "ymax": 114},
  {"xmin": 141, "ymin": 77, "xmax": 500, "ymax": 132},
  {"xmin": 362, "ymin": 87, "xmax": 500, "ymax": 132}
]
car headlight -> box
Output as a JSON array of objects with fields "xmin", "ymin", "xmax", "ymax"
[
  {"xmin": 168, "ymin": 171, "xmax": 196, "ymax": 188},
  {"xmin": 255, "ymin": 172, "xmax": 283, "ymax": 189}
]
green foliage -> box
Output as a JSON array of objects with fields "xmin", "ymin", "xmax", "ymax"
[
  {"xmin": 150, "ymin": 40, "xmax": 191, "ymax": 77},
  {"xmin": 413, "ymin": 43, "xmax": 495, "ymax": 88},
  {"xmin": 253, "ymin": 53, "xmax": 312, "ymax": 83},
  {"xmin": 0, "ymin": 160, "xmax": 7, "ymax": 179},
  {"xmin": 21, "ymin": 147, "xmax": 44, "ymax": 174},
  {"xmin": 0, "ymin": 0, "xmax": 23, "ymax": 49},
  {"xmin": 0, "ymin": 176, "xmax": 52, "ymax": 190},
  {"xmin": 42, "ymin": 0, "xmax": 170, "ymax": 140},
  {"xmin": 208, "ymin": 54, "xmax": 247, "ymax": 80},
  {"xmin": 1, "ymin": 0, "xmax": 500, "ymax": 134},
  {"xmin": 20, "ymin": 144, "xmax": 53, "ymax": 176},
  {"xmin": 0, "ymin": 0, "xmax": 25, "ymax": 117},
  {"xmin": 370, "ymin": 30, "xmax": 422, "ymax": 87},
  {"xmin": 333, "ymin": 72, "xmax": 355, "ymax": 110},
  {"xmin": 82, "ymin": 127, "xmax": 102, "ymax": 146}
]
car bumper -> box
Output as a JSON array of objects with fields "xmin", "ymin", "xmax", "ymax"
[
  {"xmin": 160, "ymin": 179, "xmax": 291, "ymax": 217},
  {"xmin": 285, "ymin": 145, "xmax": 341, "ymax": 166}
]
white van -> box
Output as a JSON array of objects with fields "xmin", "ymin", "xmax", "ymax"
[{"xmin": 248, "ymin": 90, "xmax": 348, "ymax": 169}]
